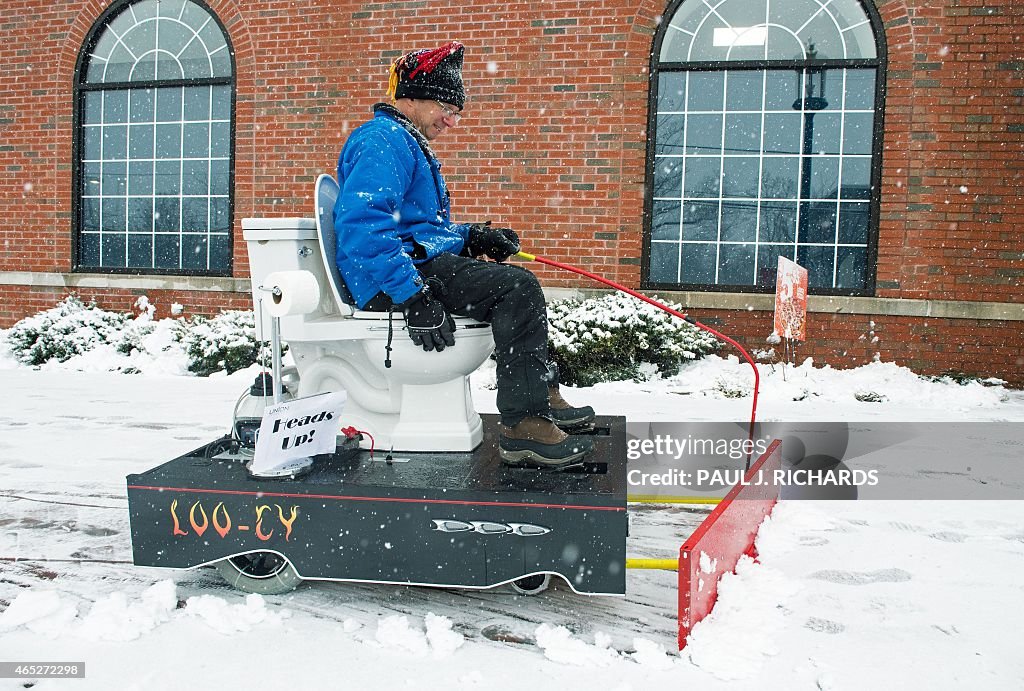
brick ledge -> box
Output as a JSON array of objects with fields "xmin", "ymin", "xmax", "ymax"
[{"xmin": 2, "ymin": 272, "xmax": 1021, "ymax": 322}]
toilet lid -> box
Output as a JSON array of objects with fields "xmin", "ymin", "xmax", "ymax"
[{"xmin": 351, "ymin": 310, "xmax": 488, "ymax": 328}]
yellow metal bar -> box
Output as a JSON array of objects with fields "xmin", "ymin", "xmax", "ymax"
[
  {"xmin": 628, "ymin": 496, "xmax": 722, "ymax": 505},
  {"xmin": 626, "ymin": 558, "xmax": 679, "ymax": 571},
  {"xmin": 515, "ymin": 250, "xmax": 536, "ymax": 261}
]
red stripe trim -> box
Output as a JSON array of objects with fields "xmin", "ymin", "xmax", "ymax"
[{"xmin": 127, "ymin": 484, "xmax": 624, "ymax": 512}]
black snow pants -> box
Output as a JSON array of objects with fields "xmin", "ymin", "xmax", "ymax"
[{"xmin": 401, "ymin": 252, "xmax": 553, "ymax": 427}]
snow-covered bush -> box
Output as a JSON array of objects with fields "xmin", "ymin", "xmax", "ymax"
[
  {"xmin": 180, "ymin": 310, "xmax": 275, "ymax": 377},
  {"xmin": 547, "ymin": 293, "xmax": 719, "ymax": 386},
  {"xmin": 5, "ymin": 295, "xmax": 129, "ymax": 365}
]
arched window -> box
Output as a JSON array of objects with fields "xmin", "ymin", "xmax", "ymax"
[
  {"xmin": 74, "ymin": 0, "xmax": 234, "ymax": 274},
  {"xmin": 644, "ymin": 0, "xmax": 885, "ymax": 294}
]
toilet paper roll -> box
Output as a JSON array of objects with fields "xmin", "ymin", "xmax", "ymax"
[{"xmin": 262, "ymin": 270, "xmax": 321, "ymax": 317}]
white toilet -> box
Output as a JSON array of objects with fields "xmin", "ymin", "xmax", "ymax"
[{"xmin": 241, "ymin": 175, "xmax": 495, "ymax": 452}]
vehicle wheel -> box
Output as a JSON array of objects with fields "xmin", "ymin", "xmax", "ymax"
[
  {"xmin": 509, "ymin": 573, "xmax": 551, "ymax": 596},
  {"xmin": 214, "ymin": 551, "xmax": 303, "ymax": 595}
]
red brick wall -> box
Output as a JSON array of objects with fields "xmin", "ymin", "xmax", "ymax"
[{"xmin": 1, "ymin": 1, "xmax": 1022, "ymax": 383}]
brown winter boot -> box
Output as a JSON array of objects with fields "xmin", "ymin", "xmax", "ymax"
[
  {"xmin": 499, "ymin": 416, "xmax": 593, "ymax": 469},
  {"xmin": 547, "ymin": 384, "xmax": 596, "ymax": 431}
]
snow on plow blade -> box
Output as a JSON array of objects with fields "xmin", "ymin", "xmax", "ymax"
[{"xmin": 678, "ymin": 439, "xmax": 783, "ymax": 649}]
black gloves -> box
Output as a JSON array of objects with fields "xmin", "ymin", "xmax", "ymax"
[
  {"xmin": 400, "ymin": 285, "xmax": 456, "ymax": 352},
  {"xmin": 467, "ymin": 221, "xmax": 520, "ymax": 262}
]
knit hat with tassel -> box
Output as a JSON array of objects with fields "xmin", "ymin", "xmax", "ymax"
[{"xmin": 386, "ymin": 41, "xmax": 466, "ymax": 109}]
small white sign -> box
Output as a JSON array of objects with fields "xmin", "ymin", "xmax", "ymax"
[{"xmin": 249, "ymin": 391, "xmax": 347, "ymax": 476}]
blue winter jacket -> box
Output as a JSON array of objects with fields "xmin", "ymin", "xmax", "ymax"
[{"xmin": 334, "ymin": 106, "xmax": 470, "ymax": 308}]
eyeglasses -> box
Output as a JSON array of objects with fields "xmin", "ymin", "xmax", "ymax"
[{"xmin": 434, "ymin": 100, "xmax": 463, "ymax": 123}]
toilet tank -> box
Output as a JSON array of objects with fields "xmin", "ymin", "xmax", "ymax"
[{"xmin": 242, "ymin": 218, "xmax": 348, "ymax": 334}]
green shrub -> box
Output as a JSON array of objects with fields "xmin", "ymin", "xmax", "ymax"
[
  {"xmin": 5, "ymin": 295, "xmax": 128, "ymax": 366},
  {"xmin": 547, "ymin": 293, "xmax": 719, "ymax": 386},
  {"xmin": 180, "ymin": 310, "xmax": 277, "ymax": 377}
]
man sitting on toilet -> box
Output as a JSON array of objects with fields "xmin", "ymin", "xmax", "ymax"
[{"xmin": 332, "ymin": 40, "xmax": 594, "ymax": 470}]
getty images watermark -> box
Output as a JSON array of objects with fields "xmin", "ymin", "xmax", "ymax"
[{"xmin": 624, "ymin": 421, "xmax": 1024, "ymax": 500}]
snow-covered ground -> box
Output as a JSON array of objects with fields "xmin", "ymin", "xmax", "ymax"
[{"xmin": 1, "ymin": 329, "xmax": 1023, "ymax": 690}]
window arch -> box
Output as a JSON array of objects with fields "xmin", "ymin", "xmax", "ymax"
[
  {"xmin": 644, "ymin": 0, "xmax": 885, "ymax": 294},
  {"xmin": 73, "ymin": 0, "xmax": 235, "ymax": 274}
]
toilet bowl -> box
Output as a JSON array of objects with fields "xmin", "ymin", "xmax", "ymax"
[{"xmin": 242, "ymin": 181, "xmax": 494, "ymax": 452}]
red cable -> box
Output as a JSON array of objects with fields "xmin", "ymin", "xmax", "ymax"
[{"xmin": 525, "ymin": 254, "xmax": 760, "ymax": 458}]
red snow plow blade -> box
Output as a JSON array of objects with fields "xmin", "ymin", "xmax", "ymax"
[{"xmin": 678, "ymin": 439, "xmax": 783, "ymax": 649}]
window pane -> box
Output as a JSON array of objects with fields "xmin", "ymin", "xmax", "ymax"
[
  {"xmin": 653, "ymin": 157, "xmax": 683, "ymax": 198},
  {"xmin": 798, "ymin": 244, "xmax": 835, "ymax": 289},
  {"xmin": 184, "ymin": 86, "xmax": 211, "ymax": 121},
  {"xmin": 80, "ymin": 233, "xmax": 100, "ymax": 266},
  {"xmin": 127, "ymin": 233, "xmax": 153, "ymax": 269},
  {"xmin": 129, "ymin": 124, "xmax": 153, "ymax": 158},
  {"xmin": 683, "ymin": 157, "xmax": 721, "ymax": 197},
  {"xmin": 130, "ymin": 89, "xmax": 155, "ymax": 122},
  {"xmin": 683, "ymin": 200, "xmax": 719, "ymax": 241},
  {"xmin": 658, "ymin": 73, "xmax": 686, "ymax": 111},
  {"xmin": 759, "ymin": 201, "xmax": 797, "ymax": 243},
  {"xmin": 102, "ymin": 233, "xmax": 126, "ymax": 267},
  {"xmin": 761, "ymin": 157, "xmax": 799, "ymax": 198},
  {"xmin": 718, "ymin": 243, "xmax": 755, "ymax": 285},
  {"xmin": 103, "ymin": 125, "xmax": 127, "ymax": 159},
  {"xmin": 84, "ymin": 92, "xmax": 102, "ymax": 124},
  {"xmin": 649, "ymin": 242, "xmax": 680, "ymax": 283},
  {"xmin": 652, "ymin": 200, "xmax": 681, "ymax": 240},
  {"xmin": 182, "ymin": 198, "xmax": 208, "ymax": 232},
  {"xmin": 687, "ymin": 72, "xmax": 724, "ymax": 111},
  {"xmin": 763, "ymin": 113, "xmax": 801, "ymax": 154},
  {"xmin": 210, "ymin": 197, "xmax": 230, "ymax": 232},
  {"xmin": 681, "ymin": 243, "xmax": 716, "ymax": 284},
  {"xmin": 101, "ymin": 198, "xmax": 125, "ymax": 231},
  {"xmin": 722, "ymin": 157, "xmax": 759, "ymax": 198},
  {"xmin": 211, "ymin": 85, "xmax": 231, "ymax": 120},
  {"xmin": 156, "ymin": 88, "xmax": 182, "ymax": 122},
  {"xmin": 155, "ymin": 160, "xmax": 180, "ymax": 194},
  {"xmin": 765, "ymin": 71, "xmax": 798, "ymax": 111},
  {"xmin": 656, "ymin": 114, "xmax": 685, "ymax": 155},
  {"xmin": 128, "ymin": 160, "xmax": 153, "ymax": 195},
  {"xmin": 104, "ymin": 90, "xmax": 128, "ymax": 123},
  {"xmin": 154, "ymin": 198, "xmax": 180, "ymax": 231},
  {"xmin": 840, "ymin": 158, "xmax": 871, "ymax": 199},
  {"xmin": 799, "ymin": 202, "xmax": 837, "ymax": 244},
  {"xmin": 836, "ymin": 246, "xmax": 867, "ymax": 289},
  {"xmin": 686, "ymin": 114, "xmax": 723, "ymax": 154},
  {"xmin": 127, "ymin": 198, "xmax": 151, "ymax": 232},
  {"xmin": 806, "ymin": 156, "xmax": 840, "ymax": 199},
  {"xmin": 82, "ymin": 199, "xmax": 100, "ymax": 232},
  {"xmin": 83, "ymin": 126, "xmax": 102, "ymax": 160},
  {"xmin": 720, "ymin": 201, "xmax": 757, "ymax": 242},
  {"xmin": 211, "ymin": 122, "xmax": 231, "ymax": 157},
  {"xmin": 155, "ymin": 123, "xmax": 181, "ymax": 157},
  {"xmin": 155, "ymin": 234, "xmax": 180, "ymax": 269},
  {"xmin": 724, "ymin": 114, "xmax": 761, "ymax": 156},
  {"xmin": 810, "ymin": 113, "xmax": 842, "ymax": 154},
  {"xmin": 182, "ymin": 234, "xmax": 209, "ymax": 269},
  {"xmin": 210, "ymin": 159, "xmax": 230, "ymax": 195},
  {"xmin": 843, "ymin": 112, "xmax": 874, "ymax": 155},
  {"xmin": 102, "ymin": 161, "xmax": 126, "ymax": 194},
  {"xmin": 83, "ymin": 163, "xmax": 101, "ymax": 195},
  {"xmin": 844, "ymin": 70, "xmax": 877, "ymax": 109},
  {"xmin": 838, "ymin": 202, "xmax": 869, "ymax": 245},
  {"xmin": 210, "ymin": 233, "xmax": 231, "ymax": 270},
  {"xmin": 182, "ymin": 123, "xmax": 210, "ymax": 158},
  {"xmin": 183, "ymin": 160, "xmax": 209, "ymax": 195},
  {"xmin": 725, "ymin": 71, "xmax": 764, "ymax": 111}
]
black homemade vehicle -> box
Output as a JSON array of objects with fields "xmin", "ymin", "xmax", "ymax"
[{"xmin": 126, "ymin": 414, "xmax": 627, "ymax": 597}]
